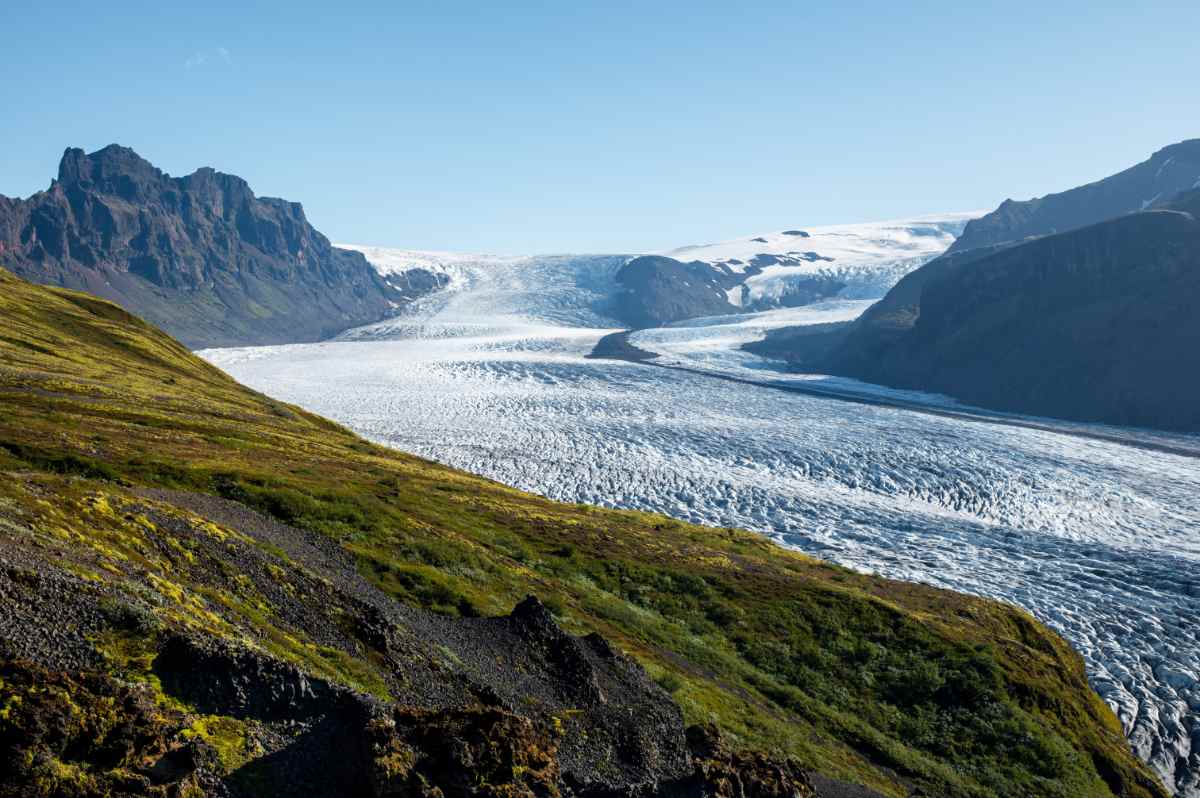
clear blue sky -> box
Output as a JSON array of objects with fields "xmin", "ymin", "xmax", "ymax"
[{"xmin": 3, "ymin": 1, "xmax": 1198, "ymax": 253}]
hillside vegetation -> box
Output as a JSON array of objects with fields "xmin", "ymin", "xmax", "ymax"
[{"xmin": 0, "ymin": 267, "xmax": 1166, "ymax": 797}]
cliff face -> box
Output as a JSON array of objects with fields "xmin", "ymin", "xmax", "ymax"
[
  {"xmin": 949, "ymin": 138, "xmax": 1200, "ymax": 254},
  {"xmin": 803, "ymin": 191, "xmax": 1200, "ymax": 431},
  {"xmin": 0, "ymin": 145, "xmax": 441, "ymax": 348}
]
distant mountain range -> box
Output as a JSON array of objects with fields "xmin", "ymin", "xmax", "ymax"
[
  {"xmin": 0, "ymin": 145, "xmax": 444, "ymax": 348},
  {"xmin": 611, "ymin": 215, "xmax": 976, "ymax": 327},
  {"xmin": 749, "ymin": 140, "xmax": 1200, "ymax": 432}
]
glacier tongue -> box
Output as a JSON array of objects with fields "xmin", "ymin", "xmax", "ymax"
[{"xmin": 203, "ymin": 243, "xmax": 1199, "ymax": 798}]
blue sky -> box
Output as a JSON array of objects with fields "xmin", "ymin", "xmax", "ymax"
[{"xmin": 3, "ymin": 1, "xmax": 1198, "ymax": 252}]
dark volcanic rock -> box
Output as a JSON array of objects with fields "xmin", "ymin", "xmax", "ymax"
[
  {"xmin": 612, "ymin": 256, "xmax": 741, "ymax": 327},
  {"xmin": 671, "ymin": 724, "xmax": 816, "ymax": 798},
  {"xmin": 155, "ymin": 635, "xmax": 342, "ymax": 722},
  {"xmin": 799, "ymin": 190, "xmax": 1200, "ymax": 431},
  {"xmin": 0, "ymin": 145, "xmax": 442, "ymax": 348},
  {"xmin": 949, "ymin": 138, "xmax": 1200, "ymax": 254},
  {"xmin": 0, "ymin": 659, "xmax": 221, "ymax": 797},
  {"xmin": 610, "ymin": 249, "xmax": 846, "ymax": 328}
]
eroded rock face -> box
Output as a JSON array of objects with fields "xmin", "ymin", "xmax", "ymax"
[
  {"xmin": 155, "ymin": 636, "xmax": 338, "ymax": 722},
  {"xmin": 0, "ymin": 659, "xmax": 220, "ymax": 797},
  {"xmin": 675, "ymin": 725, "xmax": 815, "ymax": 798},
  {"xmin": 0, "ymin": 145, "xmax": 445, "ymax": 348},
  {"xmin": 0, "ymin": 602, "xmax": 816, "ymax": 798}
]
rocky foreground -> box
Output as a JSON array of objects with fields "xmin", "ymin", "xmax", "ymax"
[{"xmin": 2, "ymin": 534, "xmax": 815, "ymax": 798}]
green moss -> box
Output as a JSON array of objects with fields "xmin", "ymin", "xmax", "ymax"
[{"xmin": 182, "ymin": 715, "xmax": 255, "ymax": 772}]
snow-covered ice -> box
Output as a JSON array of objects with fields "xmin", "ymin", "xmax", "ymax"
[
  {"xmin": 203, "ymin": 246, "xmax": 1200, "ymax": 797},
  {"xmin": 662, "ymin": 213, "xmax": 980, "ymax": 306}
]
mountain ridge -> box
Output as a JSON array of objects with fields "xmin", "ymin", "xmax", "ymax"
[
  {"xmin": 0, "ymin": 145, "xmax": 445, "ymax": 348},
  {"xmin": 948, "ymin": 139, "xmax": 1200, "ymax": 254}
]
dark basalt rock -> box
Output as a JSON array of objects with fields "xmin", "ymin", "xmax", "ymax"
[
  {"xmin": 0, "ymin": 591, "xmax": 695, "ymax": 796},
  {"xmin": 0, "ymin": 659, "xmax": 222, "ymax": 797},
  {"xmin": 155, "ymin": 635, "xmax": 341, "ymax": 722},
  {"xmin": 611, "ymin": 256, "xmax": 744, "ymax": 327},
  {"xmin": 509, "ymin": 595, "xmax": 607, "ymax": 705},
  {"xmin": 0, "ymin": 145, "xmax": 446, "ymax": 348},
  {"xmin": 673, "ymin": 724, "xmax": 815, "ymax": 798},
  {"xmin": 610, "ymin": 248, "xmax": 845, "ymax": 328},
  {"xmin": 487, "ymin": 596, "xmax": 692, "ymax": 792}
]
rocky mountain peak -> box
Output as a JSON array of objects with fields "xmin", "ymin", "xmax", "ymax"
[
  {"xmin": 55, "ymin": 144, "xmax": 166, "ymax": 197},
  {"xmin": 1151, "ymin": 137, "xmax": 1200, "ymax": 163},
  {"xmin": 0, "ymin": 145, "xmax": 442, "ymax": 348}
]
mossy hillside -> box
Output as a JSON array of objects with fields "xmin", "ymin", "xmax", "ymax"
[{"xmin": 0, "ymin": 267, "xmax": 1167, "ymax": 798}]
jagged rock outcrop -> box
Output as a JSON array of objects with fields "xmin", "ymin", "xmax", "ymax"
[
  {"xmin": 0, "ymin": 145, "xmax": 444, "ymax": 348},
  {"xmin": 611, "ymin": 254, "xmax": 847, "ymax": 329},
  {"xmin": 0, "ymin": 660, "xmax": 220, "ymax": 798},
  {"xmin": 949, "ymin": 138, "xmax": 1200, "ymax": 254}
]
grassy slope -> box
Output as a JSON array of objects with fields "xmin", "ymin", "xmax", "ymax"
[{"xmin": 0, "ymin": 267, "xmax": 1166, "ymax": 798}]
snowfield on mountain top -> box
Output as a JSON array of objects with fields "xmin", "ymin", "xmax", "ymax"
[
  {"xmin": 662, "ymin": 213, "xmax": 980, "ymax": 305},
  {"xmin": 204, "ymin": 242, "xmax": 1200, "ymax": 797}
]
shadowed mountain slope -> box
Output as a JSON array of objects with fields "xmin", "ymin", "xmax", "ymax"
[
  {"xmin": 949, "ymin": 139, "xmax": 1200, "ymax": 254},
  {"xmin": 755, "ymin": 189, "xmax": 1200, "ymax": 431}
]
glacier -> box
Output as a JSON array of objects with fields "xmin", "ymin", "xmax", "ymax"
[
  {"xmin": 662, "ymin": 213, "xmax": 980, "ymax": 307},
  {"xmin": 203, "ymin": 244, "xmax": 1200, "ymax": 797}
]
